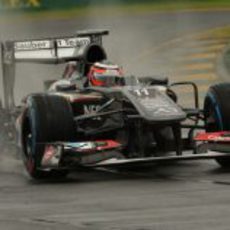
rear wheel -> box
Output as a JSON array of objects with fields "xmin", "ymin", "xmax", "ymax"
[
  {"xmin": 22, "ymin": 94, "xmax": 75, "ymax": 179},
  {"xmin": 204, "ymin": 83, "xmax": 230, "ymax": 167}
]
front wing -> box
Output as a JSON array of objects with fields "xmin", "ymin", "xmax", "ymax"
[{"xmin": 38, "ymin": 139, "xmax": 230, "ymax": 170}]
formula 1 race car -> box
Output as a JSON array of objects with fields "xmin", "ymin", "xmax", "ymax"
[{"xmin": 1, "ymin": 29, "xmax": 230, "ymax": 179}]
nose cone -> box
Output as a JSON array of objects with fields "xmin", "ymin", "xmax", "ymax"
[{"xmin": 124, "ymin": 86, "xmax": 186, "ymax": 123}]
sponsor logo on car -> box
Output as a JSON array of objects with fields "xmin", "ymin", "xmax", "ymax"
[
  {"xmin": 84, "ymin": 105, "xmax": 101, "ymax": 114},
  {"xmin": 15, "ymin": 40, "xmax": 51, "ymax": 51},
  {"xmin": 57, "ymin": 38, "xmax": 90, "ymax": 48}
]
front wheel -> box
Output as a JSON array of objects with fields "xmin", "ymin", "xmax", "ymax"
[
  {"xmin": 22, "ymin": 94, "xmax": 75, "ymax": 179},
  {"xmin": 204, "ymin": 83, "xmax": 230, "ymax": 167}
]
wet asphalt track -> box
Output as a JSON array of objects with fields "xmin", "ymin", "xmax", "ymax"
[{"xmin": 1, "ymin": 9, "xmax": 230, "ymax": 230}]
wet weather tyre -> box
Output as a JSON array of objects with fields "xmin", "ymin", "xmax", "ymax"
[
  {"xmin": 22, "ymin": 94, "xmax": 75, "ymax": 179},
  {"xmin": 204, "ymin": 83, "xmax": 230, "ymax": 167}
]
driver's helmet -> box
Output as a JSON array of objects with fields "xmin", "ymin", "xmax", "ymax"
[{"xmin": 87, "ymin": 61, "xmax": 124, "ymax": 87}]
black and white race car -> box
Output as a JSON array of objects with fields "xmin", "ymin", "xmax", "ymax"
[{"xmin": 2, "ymin": 29, "xmax": 230, "ymax": 179}]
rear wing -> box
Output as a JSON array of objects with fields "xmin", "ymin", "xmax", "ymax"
[{"xmin": 1, "ymin": 29, "xmax": 109, "ymax": 110}]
